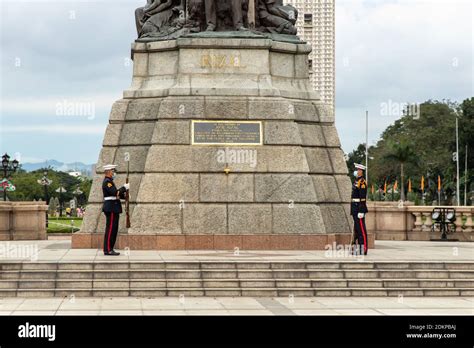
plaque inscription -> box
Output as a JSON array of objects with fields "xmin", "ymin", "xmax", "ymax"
[{"xmin": 192, "ymin": 121, "xmax": 262, "ymax": 145}]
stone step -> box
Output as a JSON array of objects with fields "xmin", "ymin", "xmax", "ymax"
[
  {"xmin": 2, "ymin": 269, "xmax": 473, "ymax": 280},
  {"xmin": 1, "ymin": 261, "xmax": 474, "ymax": 271},
  {"xmin": 0, "ymin": 288, "xmax": 473, "ymax": 297},
  {"xmin": 0, "ymin": 279, "xmax": 472, "ymax": 290},
  {"xmin": 1, "ymin": 261, "xmax": 473, "ymax": 297}
]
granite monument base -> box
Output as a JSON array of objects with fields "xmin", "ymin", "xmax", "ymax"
[{"xmin": 73, "ymin": 38, "xmax": 357, "ymax": 250}]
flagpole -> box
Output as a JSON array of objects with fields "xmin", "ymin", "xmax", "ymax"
[
  {"xmin": 365, "ymin": 111, "xmax": 369, "ymax": 187},
  {"xmin": 438, "ymin": 175, "xmax": 441, "ymax": 206},
  {"xmin": 465, "ymin": 145, "xmax": 468, "ymax": 206},
  {"xmin": 456, "ymin": 116, "xmax": 460, "ymax": 206},
  {"xmin": 421, "ymin": 176, "xmax": 425, "ymax": 205}
]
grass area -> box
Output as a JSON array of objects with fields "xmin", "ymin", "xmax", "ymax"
[
  {"xmin": 50, "ymin": 216, "xmax": 83, "ymax": 220},
  {"xmin": 47, "ymin": 217, "xmax": 83, "ymax": 233}
]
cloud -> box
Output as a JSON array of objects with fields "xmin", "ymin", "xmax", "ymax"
[
  {"xmin": 2, "ymin": 124, "xmax": 106, "ymax": 134},
  {"xmin": 335, "ymin": 0, "xmax": 473, "ymax": 152},
  {"xmin": 0, "ymin": 1, "xmax": 138, "ymax": 98},
  {"xmin": 1, "ymin": 94, "xmax": 120, "ymax": 115},
  {"xmin": 0, "ymin": 1, "xmax": 140, "ymax": 161},
  {"xmin": 0, "ymin": 0, "xmax": 472, "ymax": 162}
]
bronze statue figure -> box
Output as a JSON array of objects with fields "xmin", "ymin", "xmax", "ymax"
[
  {"xmin": 135, "ymin": 0, "xmax": 153, "ymax": 35},
  {"xmin": 204, "ymin": 0, "xmax": 247, "ymax": 31},
  {"xmin": 186, "ymin": 0, "xmax": 205, "ymax": 32},
  {"xmin": 135, "ymin": 0, "xmax": 185, "ymax": 38},
  {"xmin": 257, "ymin": 0, "xmax": 297, "ymax": 35}
]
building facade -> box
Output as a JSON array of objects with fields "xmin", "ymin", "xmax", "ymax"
[{"xmin": 287, "ymin": 0, "xmax": 335, "ymax": 111}]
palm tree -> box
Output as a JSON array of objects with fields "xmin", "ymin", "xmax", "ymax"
[{"xmin": 383, "ymin": 141, "xmax": 418, "ymax": 201}]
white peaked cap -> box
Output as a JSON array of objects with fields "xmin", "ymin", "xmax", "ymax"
[
  {"xmin": 354, "ymin": 163, "xmax": 366, "ymax": 170},
  {"xmin": 103, "ymin": 164, "xmax": 118, "ymax": 171}
]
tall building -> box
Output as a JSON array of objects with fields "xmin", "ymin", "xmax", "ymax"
[{"xmin": 287, "ymin": 0, "xmax": 335, "ymax": 111}]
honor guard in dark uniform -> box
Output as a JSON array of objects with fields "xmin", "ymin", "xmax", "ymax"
[
  {"xmin": 102, "ymin": 164, "xmax": 129, "ymax": 256},
  {"xmin": 351, "ymin": 163, "xmax": 369, "ymax": 255}
]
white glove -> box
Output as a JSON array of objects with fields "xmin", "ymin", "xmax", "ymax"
[
  {"xmin": 123, "ymin": 183, "xmax": 130, "ymax": 191},
  {"xmin": 357, "ymin": 213, "xmax": 365, "ymax": 219}
]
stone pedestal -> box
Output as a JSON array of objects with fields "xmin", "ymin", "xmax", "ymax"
[
  {"xmin": 0, "ymin": 202, "xmax": 48, "ymax": 240},
  {"xmin": 73, "ymin": 38, "xmax": 361, "ymax": 250}
]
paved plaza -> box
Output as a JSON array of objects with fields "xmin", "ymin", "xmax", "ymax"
[
  {"xmin": 0, "ymin": 239, "xmax": 472, "ymax": 315},
  {"xmin": 0, "ymin": 296, "xmax": 472, "ymax": 316},
  {"xmin": 1, "ymin": 239, "xmax": 472, "ymax": 262}
]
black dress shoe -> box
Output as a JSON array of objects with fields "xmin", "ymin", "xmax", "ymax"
[{"xmin": 104, "ymin": 250, "xmax": 120, "ymax": 256}]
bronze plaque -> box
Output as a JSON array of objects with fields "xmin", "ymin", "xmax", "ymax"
[{"xmin": 192, "ymin": 121, "xmax": 263, "ymax": 145}]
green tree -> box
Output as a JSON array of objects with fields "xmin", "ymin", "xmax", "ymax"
[
  {"xmin": 346, "ymin": 143, "xmax": 365, "ymax": 167},
  {"xmin": 8, "ymin": 168, "xmax": 92, "ymax": 204},
  {"xmin": 383, "ymin": 141, "xmax": 418, "ymax": 201},
  {"xmin": 362, "ymin": 99, "xmax": 473, "ymax": 203},
  {"xmin": 459, "ymin": 97, "xmax": 474, "ymax": 204},
  {"xmin": 346, "ymin": 143, "xmax": 372, "ymax": 172}
]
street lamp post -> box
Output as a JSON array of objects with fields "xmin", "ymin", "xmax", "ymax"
[
  {"xmin": 38, "ymin": 170, "xmax": 53, "ymax": 204},
  {"xmin": 73, "ymin": 187, "xmax": 83, "ymax": 212},
  {"xmin": 465, "ymin": 145, "xmax": 468, "ymax": 206},
  {"xmin": 455, "ymin": 116, "xmax": 460, "ymax": 206},
  {"xmin": 55, "ymin": 186, "xmax": 67, "ymax": 217},
  {"xmin": 73, "ymin": 187, "xmax": 83, "ymax": 196},
  {"xmin": 1, "ymin": 153, "xmax": 19, "ymax": 201},
  {"xmin": 38, "ymin": 171, "xmax": 53, "ymax": 227}
]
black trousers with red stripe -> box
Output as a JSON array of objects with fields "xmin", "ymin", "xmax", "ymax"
[
  {"xmin": 352, "ymin": 215, "xmax": 368, "ymax": 255},
  {"xmin": 104, "ymin": 212, "xmax": 120, "ymax": 253}
]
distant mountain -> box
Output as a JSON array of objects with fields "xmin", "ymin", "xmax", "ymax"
[{"xmin": 21, "ymin": 160, "xmax": 94, "ymax": 177}]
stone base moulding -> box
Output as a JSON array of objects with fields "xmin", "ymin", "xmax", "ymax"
[{"xmin": 72, "ymin": 233, "xmax": 375, "ymax": 250}]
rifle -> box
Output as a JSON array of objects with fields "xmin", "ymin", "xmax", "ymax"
[
  {"xmin": 125, "ymin": 159, "xmax": 131, "ymax": 228},
  {"xmin": 350, "ymin": 224, "xmax": 355, "ymax": 255}
]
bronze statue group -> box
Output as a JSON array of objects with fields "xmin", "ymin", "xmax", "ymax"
[{"xmin": 134, "ymin": 0, "xmax": 299, "ymax": 39}]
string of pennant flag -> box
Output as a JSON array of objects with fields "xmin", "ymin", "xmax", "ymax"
[{"xmin": 369, "ymin": 176, "xmax": 444, "ymax": 194}]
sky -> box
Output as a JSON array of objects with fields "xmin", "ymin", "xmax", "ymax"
[{"xmin": 0, "ymin": 0, "xmax": 472, "ymax": 164}]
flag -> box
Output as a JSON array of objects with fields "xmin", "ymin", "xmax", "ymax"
[
  {"xmin": 421, "ymin": 176, "xmax": 425, "ymax": 192},
  {"xmin": 437, "ymin": 175, "xmax": 441, "ymax": 192},
  {"xmin": 384, "ymin": 181, "xmax": 387, "ymax": 193},
  {"xmin": 393, "ymin": 180, "xmax": 398, "ymax": 191},
  {"xmin": 408, "ymin": 178, "xmax": 412, "ymax": 192},
  {"xmin": 371, "ymin": 184, "xmax": 375, "ymax": 194}
]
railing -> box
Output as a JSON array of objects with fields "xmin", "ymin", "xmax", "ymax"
[
  {"xmin": 366, "ymin": 202, "xmax": 473, "ymax": 241},
  {"xmin": 410, "ymin": 206, "xmax": 473, "ymax": 233}
]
